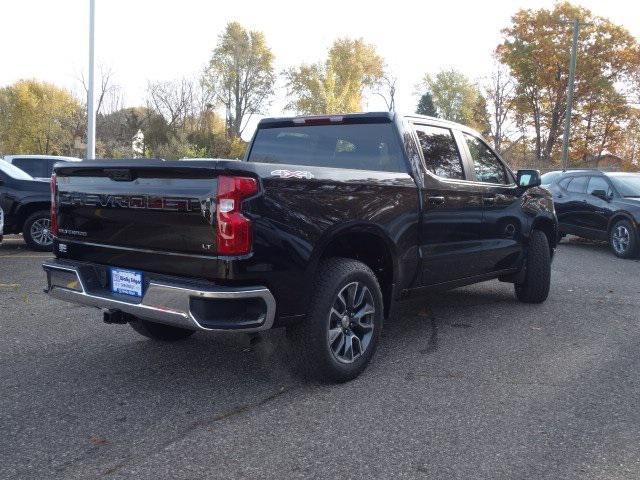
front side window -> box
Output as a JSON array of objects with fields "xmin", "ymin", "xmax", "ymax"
[
  {"xmin": 587, "ymin": 176, "xmax": 612, "ymax": 196},
  {"xmin": 414, "ymin": 125, "xmax": 465, "ymax": 180},
  {"xmin": 609, "ymin": 174, "xmax": 640, "ymax": 197},
  {"xmin": 463, "ymin": 133, "xmax": 508, "ymax": 184},
  {"xmin": 247, "ymin": 123, "xmax": 406, "ymax": 172}
]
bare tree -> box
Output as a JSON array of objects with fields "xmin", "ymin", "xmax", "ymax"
[
  {"xmin": 80, "ymin": 65, "xmax": 123, "ymax": 117},
  {"xmin": 483, "ymin": 62, "xmax": 516, "ymax": 152},
  {"xmin": 146, "ymin": 78, "xmax": 198, "ymax": 129},
  {"xmin": 373, "ymin": 75, "xmax": 397, "ymax": 111}
]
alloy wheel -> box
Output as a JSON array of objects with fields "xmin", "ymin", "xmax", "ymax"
[
  {"xmin": 612, "ymin": 225, "xmax": 630, "ymax": 255},
  {"xmin": 30, "ymin": 218, "xmax": 53, "ymax": 247},
  {"xmin": 327, "ymin": 281, "xmax": 375, "ymax": 364}
]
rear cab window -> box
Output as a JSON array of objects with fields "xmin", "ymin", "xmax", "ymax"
[
  {"xmin": 413, "ymin": 125, "xmax": 465, "ymax": 180},
  {"xmin": 247, "ymin": 122, "xmax": 406, "ymax": 172}
]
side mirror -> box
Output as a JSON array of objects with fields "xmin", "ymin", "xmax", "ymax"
[
  {"xmin": 517, "ymin": 169, "xmax": 541, "ymax": 188},
  {"xmin": 591, "ymin": 189, "xmax": 610, "ymax": 201}
]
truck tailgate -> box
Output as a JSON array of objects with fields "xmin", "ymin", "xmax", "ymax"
[{"xmin": 54, "ymin": 160, "xmax": 247, "ymax": 257}]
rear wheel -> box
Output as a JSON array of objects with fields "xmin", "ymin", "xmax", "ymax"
[
  {"xmin": 610, "ymin": 219, "xmax": 638, "ymax": 259},
  {"xmin": 129, "ymin": 319, "xmax": 196, "ymax": 341},
  {"xmin": 23, "ymin": 211, "xmax": 54, "ymax": 251},
  {"xmin": 287, "ymin": 258, "xmax": 383, "ymax": 383},
  {"xmin": 515, "ymin": 230, "xmax": 551, "ymax": 304}
]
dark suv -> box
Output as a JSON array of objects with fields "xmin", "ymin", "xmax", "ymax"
[{"xmin": 547, "ymin": 170, "xmax": 640, "ymax": 258}]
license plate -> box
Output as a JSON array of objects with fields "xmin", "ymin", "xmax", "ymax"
[{"xmin": 111, "ymin": 268, "xmax": 143, "ymax": 297}]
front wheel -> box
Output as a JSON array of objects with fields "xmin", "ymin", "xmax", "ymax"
[
  {"xmin": 610, "ymin": 219, "xmax": 638, "ymax": 259},
  {"xmin": 23, "ymin": 210, "xmax": 54, "ymax": 251},
  {"xmin": 515, "ymin": 230, "xmax": 551, "ymax": 304},
  {"xmin": 287, "ymin": 258, "xmax": 384, "ymax": 383},
  {"xmin": 129, "ymin": 319, "xmax": 196, "ymax": 341}
]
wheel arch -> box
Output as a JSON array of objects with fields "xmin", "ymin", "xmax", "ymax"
[
  {"xmin": 15, "ymin": 201, "xmax": 50, "ymax": 230},
  {"xmin": 307, "ymin": 222, "xmax": 399, "ymax": 319},
  {"xmin": 531, "ymin": 216, "xmax": 558, "ymax": 251},
  {"xmin": 607, "ymin": 212, "xmax": 637, "ymax": 236}
]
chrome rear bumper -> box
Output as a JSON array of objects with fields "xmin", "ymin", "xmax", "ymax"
[{"xmin": 42, "ymin": 259, "xmax": 276, "ymax": 332}]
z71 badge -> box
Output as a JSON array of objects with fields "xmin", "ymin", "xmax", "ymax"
[{"xmin": 270, "ymin": 169, "xmax": 314, "ymax": 179}]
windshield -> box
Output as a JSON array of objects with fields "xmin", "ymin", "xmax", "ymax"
[
  {"xmin": 609, "ymin": 174, "xmax": 640, "ymax": 197},
  {"xmin": 0, "ymin": 160, "xmax": 34, "ymax": 180}
]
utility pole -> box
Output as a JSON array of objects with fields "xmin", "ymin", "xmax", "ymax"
[
  {"xmin": 561, "ymin": 19, "xmax": 580, "ymax": 171},
  {"xmin": 86, "ymin": 0, "xmax": 96, "ymax": 160}
]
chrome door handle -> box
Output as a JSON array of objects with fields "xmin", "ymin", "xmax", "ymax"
[
  {"xmin": 483, "ymin": 196, "xmax": 496, "ymax": 204},
  {"xmin": 428, "ymin": 196, "xmax": 445, "ymax": 206}
]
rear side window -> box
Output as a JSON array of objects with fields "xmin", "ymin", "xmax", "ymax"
[
  {"xmin": 247, "ymin": 123, "xmax": 406, "ymax": 172},
  {"xmin": 566, "ymin": 176, "xmax": 588, "ymax": 193},
  {"xmin": 414, "ymin": 125, "xmax": 464, "ymax": 180},
  {"xmin": 12, "ymin": 158, "xmax": 50, "ymax": 178},
  {"xmin": 463, "ymin": 133, "xmax": 508, "ymax": 184}
]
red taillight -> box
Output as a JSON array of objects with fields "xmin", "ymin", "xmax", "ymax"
[
  {"xmin": 216, "ymin": 175, "xmax": 258, "ymax": 255},
  {"xmin": 50, "ymin": 173, "xmax": 58, "ymax": 237}
]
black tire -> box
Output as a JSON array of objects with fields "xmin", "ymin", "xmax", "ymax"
[
  {"xmin": 609, "ymin": 219, "xmax": 638, "ymax": 259},
  {"xmin": 129, "ymin": 319, "xmax": 196, "ymax": 341},
  {"xmin": 22, "ymin": 210, "xmax": 54, "ymax": 251},
  {"xmin": 515, "ymin": 230, "xmax": 551, "ymax": 304},
  {"xmin": 287, "ymin": 258, "xmax": 384, "ymax": 383}
]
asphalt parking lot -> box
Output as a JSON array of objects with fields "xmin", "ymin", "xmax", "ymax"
[{"xmin": 2, "ymin": 235, "xmax": 640, "ymax": 479}]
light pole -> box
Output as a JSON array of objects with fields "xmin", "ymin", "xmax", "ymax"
[
  {"xmin": 86, "ymin": 0, "xmax": 96, "ymax": 160},
  {"xmin": 561, "ymin": 19, "xmax": 580, "ymax": 171}
]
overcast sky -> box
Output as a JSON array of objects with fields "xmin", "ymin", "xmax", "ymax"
[{"xmin": 2, "ymin": 0, "xmax": 639, "ymax": 138}]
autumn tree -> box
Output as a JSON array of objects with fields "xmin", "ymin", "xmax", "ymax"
[
  {"xmin": 498, "ymin": 2, "xmax": 640, "ymax": 164},
  {"xmin": 0, "ymin": 80, "xmax": 82, "ymax": 156},
  {"xmin": 285, "ymin": 38, "xmax": 384, "ymax": 114},
  {"xmin": 419, "ymin": 69, "xmax": 490, "ymax": 133},
  {"xmin": 203, "ymin": 22, "xmax": 275, "ymax": 138},
  {"xmin": 617, "ymin": 108, "xmax": 640, "ymax": 168},
  {"xmin": 416, "ymin": 92, "xmax": 437, "ymax": 117}
]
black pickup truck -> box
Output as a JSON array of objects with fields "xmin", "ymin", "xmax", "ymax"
[{"xmin": 43, "ymin": 112, "xmax": 557, "ymax": 382}]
